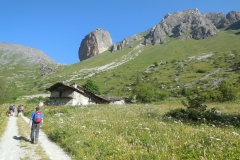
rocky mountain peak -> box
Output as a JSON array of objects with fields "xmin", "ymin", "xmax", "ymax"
[
  {"xmin": 217, "ymin": 11, "xmax": 240, "ymax": 28},
  {"xmin": 145, "ymin": 9, "xmax": 218, "ymax": 45},
  {"xmin": 78, "ymin": 28, "xmax": 112, "ymax": 61}
]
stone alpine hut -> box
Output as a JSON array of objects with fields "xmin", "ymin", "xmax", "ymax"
[{"xmin": 46, "ymin": 82, "xmax": 126, "ymax": 106}]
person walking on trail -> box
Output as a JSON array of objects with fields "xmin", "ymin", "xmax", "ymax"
[
  {"xmin": 12, "ymin": 105, "xmax": 15, "ymax": 116},
  {"xmin": 21, "ymin": 104, "xmax": 25, "ymax": 116},
  {"xmin": 17, "ymin": 105, "xmax": 22, "ymax": 117},
  {"xmin": 9, "ymin": 104, "xmax": 15, "ymax": 116},
  {"xmin": 29, "ymin": 106, "xmax": 44, "ymax": 144},
  {"xmin": 9, "ymin": 104, "xmax": 13, "ymax": 116}
]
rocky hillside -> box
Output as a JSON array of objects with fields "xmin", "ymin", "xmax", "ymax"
[
  {"xmin": 0, "ymin": 42, "xmax": 66, "ymax": 95},
  {"xmin": 204, "ymin": 11, "xmax": 240, "ymax": 30},
  {"xmin": 0, "ymin": 42, "xmax": 63, "ymax": 77},
  {"xmin": 112, "ymin": 9, "xmax": 240, "ymax": 52},
  {"xmin": 145, "ymin": 8, "xmax": 217, "ymax": 44},
  {"xmin": 0, "ymin": 42, "xmax": 56, "ymax": 66},
  {"xmin": 78, "ymin": 28, "xmax": 112, "ymax": 61}
]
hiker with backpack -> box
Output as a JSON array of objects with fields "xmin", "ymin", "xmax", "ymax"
[
  {"xmin": 17, "ymin": 105, "xmax": 22, "ymax": 117},
  {"xmin": 29, "ymin": 106, "xmax": 44, "ymax": 144},
  {"xmin": 9, "ymin": 105, "xmax": 13, "ymax": 116},
  {"xmin": 9, "ymin": 104, "xmax": 15, "ymax": 116}
]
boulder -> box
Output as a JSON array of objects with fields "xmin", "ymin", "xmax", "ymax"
[{"xmin": 78, "ymin": 28, "xmax": 112, "ymax": 61}]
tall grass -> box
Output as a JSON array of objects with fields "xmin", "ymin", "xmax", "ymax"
[
  {"xmin": 0, "ymin": 104, "xmax": 9, "ymax": 137},
  {"xmin": 29, "ymin": 103, "xmax": 240, "ymax": 159}
]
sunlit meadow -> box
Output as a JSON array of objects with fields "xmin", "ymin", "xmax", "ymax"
[
  {"xmin": 26, "ymin": 103, "xmax": 240, "ymax": 160},
  {"xmin": 0, "ymin": 104, "xmax": 9, "ymax": 137}
]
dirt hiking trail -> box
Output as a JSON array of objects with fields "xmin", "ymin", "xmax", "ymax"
[{"xmin": 0, "ymin": 115, "xmax": 72, "ymax": 160}]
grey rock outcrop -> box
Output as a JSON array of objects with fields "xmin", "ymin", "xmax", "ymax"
[
  {"xmin": 216, "ymin": 11, "xmax": 240, "ymax": 28},
  {"xmin": 145, "ymin": 8, "xmax": 218, "ymax": 45},
  {"xmin": 111, "ymin": 34, "xmax": 143, "ymax": 52},
  {"xmin": 78, "ymin": 28, "xmax": 112, "ymax": 61},
  {"xmin": 204, "ymin": 11, "xmax": 240, "ymax": 29},
  {"xmin": 203, "ymin": 12, "xmax": 225, "ymax": 26}
]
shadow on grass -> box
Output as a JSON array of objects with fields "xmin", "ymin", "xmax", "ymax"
[
  {"xmin": 235, "ymin": 32, "xmax": 240, "ymax": 35},
  {"xmin": 164, "ymin": 108, "xmax": 240, "ymax": 128}
]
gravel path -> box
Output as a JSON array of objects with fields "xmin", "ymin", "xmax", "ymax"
[
  {"xmin": 0, "ymin": 116, "xmax": 26, "ymax": 160},
  {"xmin": 0, "ymin": 116, "xmax": 72, "ymax": 160}
]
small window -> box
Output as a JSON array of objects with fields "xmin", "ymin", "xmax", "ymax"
[{"xmin": 59, "ymin": 92, "xmax": 63, "ymax": 97}]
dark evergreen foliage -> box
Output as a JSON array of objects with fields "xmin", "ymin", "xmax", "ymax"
[{"xmin": 82, "ymin": 80, "xmax": 101, "ymax": 95}]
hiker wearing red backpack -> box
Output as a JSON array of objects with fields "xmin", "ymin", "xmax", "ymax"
[{"xmin": 29, "ymin": 106, "xmax": 44, "ymax": 144}]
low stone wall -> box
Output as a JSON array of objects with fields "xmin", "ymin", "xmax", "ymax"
[{"xmin": 20, "ymin": 94, "xmax": 50, "ymax": 99}]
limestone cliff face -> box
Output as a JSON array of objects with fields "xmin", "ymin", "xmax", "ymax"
[
  {"xmin": 145, "ymin": 9, "xmax": 218, "ymax": 45},
  {"xmin": 78, "ymin": 28, "xmax": 112, "ymax": 61}
]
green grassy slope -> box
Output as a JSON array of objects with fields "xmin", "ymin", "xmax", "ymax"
[{"xmin": 37, "ymin": 29, "xmax": 240, "ymax": 97}]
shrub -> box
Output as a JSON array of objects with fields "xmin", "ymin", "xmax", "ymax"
[
  {"xmin": 154, "ymin": 89, "xmax": 169, "ymax": 100},
  {"xmin": 82, "ymin": 79, "xmax": 101, "ymax": 94},
  {"xmin": 181, "ymin": 96, "xmax": 207, "ymax": 111},
  {"xmin": 179, "ymin": 88, "xmax": 190, "ymax": 97},
  {"xmin": 132, "ymin": 83, "xmax": 155, "ymax": 103},
  {"xmin": 217, "ymin": 80, "xmax": 238, "ymax": 102}
]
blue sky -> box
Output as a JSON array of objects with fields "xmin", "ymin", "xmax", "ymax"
[{"xmin": 0, "ymin": 0, "xmax": 239, "ymax": 65}]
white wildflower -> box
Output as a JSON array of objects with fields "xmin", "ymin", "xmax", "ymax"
[
  {"xmin": 144, "ymin": 127, "xmax": 150, "ymax": 131},
  {"xmin": 232, "ymin": 132, "xmax": 239, "ymax": 136},
  {"xmin": 100, "ymin": 120, "xmax": 106, "ymax": 123},
  {"xmin": 159, "ymin": 122, "xmax": 166, "ymax": 125}
]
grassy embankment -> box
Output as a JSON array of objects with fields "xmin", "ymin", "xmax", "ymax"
[
  {"xmin": 0, "ymin": 104, "xmax": 9, "ymax": 137},
  {"xmin": 24, "ymin": 102, "xmax": 240, "ymax": 159}
]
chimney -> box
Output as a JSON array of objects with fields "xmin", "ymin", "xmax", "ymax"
[{"xmin": 72, "ymin": 82, "xmax": 77, "ymax": 88}]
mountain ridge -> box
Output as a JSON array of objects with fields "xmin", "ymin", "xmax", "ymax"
[
  {"xmin": 0, "ymin": 42, "xmax": 56, "ymax": 66},
  {"xmin": 110, "ymin": 9, "xmax": 240, "ymax": 53}
]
